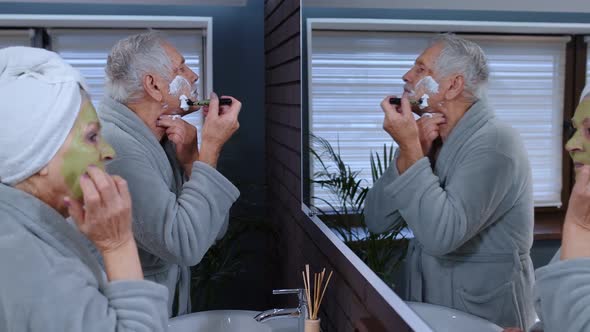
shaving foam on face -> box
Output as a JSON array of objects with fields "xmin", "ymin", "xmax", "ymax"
[
  {"xmin": 419, "ymin": 94, "xmax": 430, "ymax": 109},
  {"xmin": 168, "ymin": 75, "xmax": 191, "ymax": 96},
  {"xmin": 179, "ymin": 95, "xmax": 190, "ymax": 111},
  {"xmin": 417, "ymin": 76, "xmax": 439, "ymax": 94}
]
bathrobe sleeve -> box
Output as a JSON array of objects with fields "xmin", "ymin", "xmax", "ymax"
[
  {"xmin": 365, "ymin": 148, "xmax": 515, "ymax": 256},
  {"xmin": 0, "ymin": 231, "xmax": 169, "ymax": 332},
  {"xmin": 365, "ymin": 152, "xmax": 405, "ymax": 234},
  {"xmin": 31, "ymin": 279, "xmax": 169, "ymax": 332},
  {"xmin": 533, "ymin": 254, "xmax": 590, "ymax": 332},
  {"xmin": 107, "ymin": 157, "xmax": 240, "ymax": 266}
]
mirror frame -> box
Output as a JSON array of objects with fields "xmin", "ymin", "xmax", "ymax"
[{"xmin": 301, "ymin": 16, "xmax": 590, "ymax": 330}]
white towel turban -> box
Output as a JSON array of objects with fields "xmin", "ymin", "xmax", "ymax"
[{"xmin": 0, "ymin": 46, "xmax": 88, "ymax": 185}]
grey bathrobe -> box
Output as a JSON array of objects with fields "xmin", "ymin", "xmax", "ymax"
[
  {"xmin": 0, "ymin": 184, "xmax": 169, "ymax": 331},
  {"xmin": 365, "ymin": 100, "xmax": 535, "ymax": 329},
  {"xmin": 98, "ymin": 96, "xmax": 240, "ymax": 316},
  {"xmin": 533, "ymin": 249, "xmax": 590, "ymax": 332}
]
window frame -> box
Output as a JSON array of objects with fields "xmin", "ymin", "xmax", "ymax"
[
  {"xmin": 0, "ymin": 14, "xmax": 214, "ymax": 97},
  {"xmin": 305, "ymin": 18, "xmax": 590, "ymax": 239}
]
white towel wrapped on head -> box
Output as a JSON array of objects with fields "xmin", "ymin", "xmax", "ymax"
[{"xmin": 0, "ymin": 46, "xmax": 87, "ymax": 185}]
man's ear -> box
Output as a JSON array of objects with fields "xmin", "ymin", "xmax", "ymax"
[
  {"xmin": 143, "ymin": 74, "xmax": 164, "ymax": 102},
  {"xmin": 444, "ymin": 75, "xmax": 465, "ymax": 100}
]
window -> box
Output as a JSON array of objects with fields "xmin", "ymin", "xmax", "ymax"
[
  {"xmin": 310, "ymin": 31, "xmax": 568, "ymax": 209},
  {"xmin": 0, "ymin": 15, "xmax": 211, "ymax": 133},
  {"xmin": 0, "ymin": 29, "xmax": 32, "ymax": 48},
  {"xmin": 49, "ymin": 28, "xmax": 204, "ymax": 128}
]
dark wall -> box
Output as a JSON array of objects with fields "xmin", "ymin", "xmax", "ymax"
[
  {"xmin": 265, "ymin": 1, "xmax": 410, "ymax": 331},
  {"xmin": 532, "ymin": 240, "xmax": 561, "ymax": 268},
  {"xmin": 0, "ymin": 1, "xmax": 269, "ymax": 310}
]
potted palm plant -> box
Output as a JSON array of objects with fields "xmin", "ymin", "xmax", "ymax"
[{"xmin": 309, "ymin": 134, "xmax": 409, "ymax": 288}]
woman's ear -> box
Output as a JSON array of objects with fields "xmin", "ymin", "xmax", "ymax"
[
  {"xmin": 143, "ymin": 74, "xmax": 164, "ymax": 102},
  {"xmin": 444, "ymin": 75, "xmax": 465, "ymax": 100}
]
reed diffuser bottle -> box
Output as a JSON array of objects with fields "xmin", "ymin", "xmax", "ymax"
[{"xmin": 302, "ymin": 264, "xmax": 333, "ymax": 332}]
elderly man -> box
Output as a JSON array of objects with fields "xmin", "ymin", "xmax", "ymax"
[
  {"xmin": 364, "ymin": 34, "xmax": 535, "ymax": 329},
  {"xmin": 98, "ymin": 31, "xmax": 240, "ymax": 316}
]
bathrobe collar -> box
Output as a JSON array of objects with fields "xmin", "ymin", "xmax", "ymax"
[{"xmin": 0, "ymin": 184, "xmax": 105, "ymax": 287}]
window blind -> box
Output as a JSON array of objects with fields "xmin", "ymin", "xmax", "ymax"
[
  {"xmin": 49, "ymin": 29, "xmax": 204, "ymax": 129},
  {"xmin": 310, "ymin": 31, "xmax": 567, "ymax": 209},
  {"xmin": 0, "ymin": 29, "xmax": 33, "ymax": 48}
]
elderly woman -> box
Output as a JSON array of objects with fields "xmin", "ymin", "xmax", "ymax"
[
  {"xmin": 0, "ymin": 46, "xmax": 168, "ymax": 331},
  {"xmin": 527, "ymin": 85, "xmax": 590, "ymax": 332}
]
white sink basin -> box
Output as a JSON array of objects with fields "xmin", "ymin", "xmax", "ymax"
[
  {"xmin": 407, "ymin": 302, "xmax": 503, "ymax": 332},
  {"xmin": 168, "ymin": 310, "xmax": 298, "ymax": 332}
]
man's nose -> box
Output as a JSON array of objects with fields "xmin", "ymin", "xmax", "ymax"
[
  {"xmin": 402, "ymin": 69, "xmax": 412, "ymax": 84},
  {"xmin": 190, "ymin": 69, "xmax": 199, "ymax": 84}
]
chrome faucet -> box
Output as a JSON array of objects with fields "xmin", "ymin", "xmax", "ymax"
[{"xmin": 254, "ymin": 288, "xmax": 308, "ymax": 331}]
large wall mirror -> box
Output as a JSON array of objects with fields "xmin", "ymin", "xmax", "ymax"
[{"xmin": 301, "ymin": 2, "xmax": 590, "ymax": 331}]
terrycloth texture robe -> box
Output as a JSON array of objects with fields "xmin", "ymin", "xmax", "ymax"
[
  {"xmin": 98, "ymin": 96, "xmax": 240, "ymax": 316},
  {"xmin": 0, "ymin": 184, "xmax": 169, "ymax": 331},
  {"xmin": 364, "ymin": 100, "xmax": 535, "ymax": 329},
  {"xmin": 532, "ymin": 249, "xmax": 590, "ymax": 332}
]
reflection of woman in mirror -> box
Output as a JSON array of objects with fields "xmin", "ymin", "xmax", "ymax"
[
  {"xmin": 529, "ymin": 85, "xmax": 590, "ymax": 332},
  {"xmin": 364, "ymin": 34, "xmax": 535, "ymax": 330}
]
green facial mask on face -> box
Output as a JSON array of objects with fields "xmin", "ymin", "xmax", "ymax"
[
  {"xmin": 61, "ymin": 100, "xmax": 115, "ymax": 199},
  {"xmin": 567, "ymin": 98, "xmax": 590, "ymax": 166}
]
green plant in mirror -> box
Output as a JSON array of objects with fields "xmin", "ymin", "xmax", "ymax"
[{"xmin": 310, "ymin": 134, "xmax": 409, "ymax": 288}]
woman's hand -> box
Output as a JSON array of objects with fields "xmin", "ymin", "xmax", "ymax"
[
  {"xmin": 64, "ymin": 165, "xmax": 133, "ymax": 253},
  {"xmin": 64, "ymin": 166, "xmax": 143, "ymax": 281},
  {"xmin": 561, "ymin": 165, "xmax": 590, "ymax": 260},
  {"xmin": 565, "ymin": 165, "xmax": 590, "ymax": 230}
]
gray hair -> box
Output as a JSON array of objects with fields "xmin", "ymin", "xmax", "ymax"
[
  {"xmin": 431, "ymin": 33, "xmax": 489, "ymax": 101},
  {"xmin": 105, "ymin": 31, "xmax": 173, "ymax": 103}
]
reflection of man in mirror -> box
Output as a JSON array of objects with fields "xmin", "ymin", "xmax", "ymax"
[{"xmin": 364, "ymin": 33, "xmax": 534, "ymax": 329}]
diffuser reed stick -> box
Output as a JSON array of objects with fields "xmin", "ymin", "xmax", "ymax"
[{"xmin": 301, "ymin": 264, "xmax": 333, "ymax": 320}]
